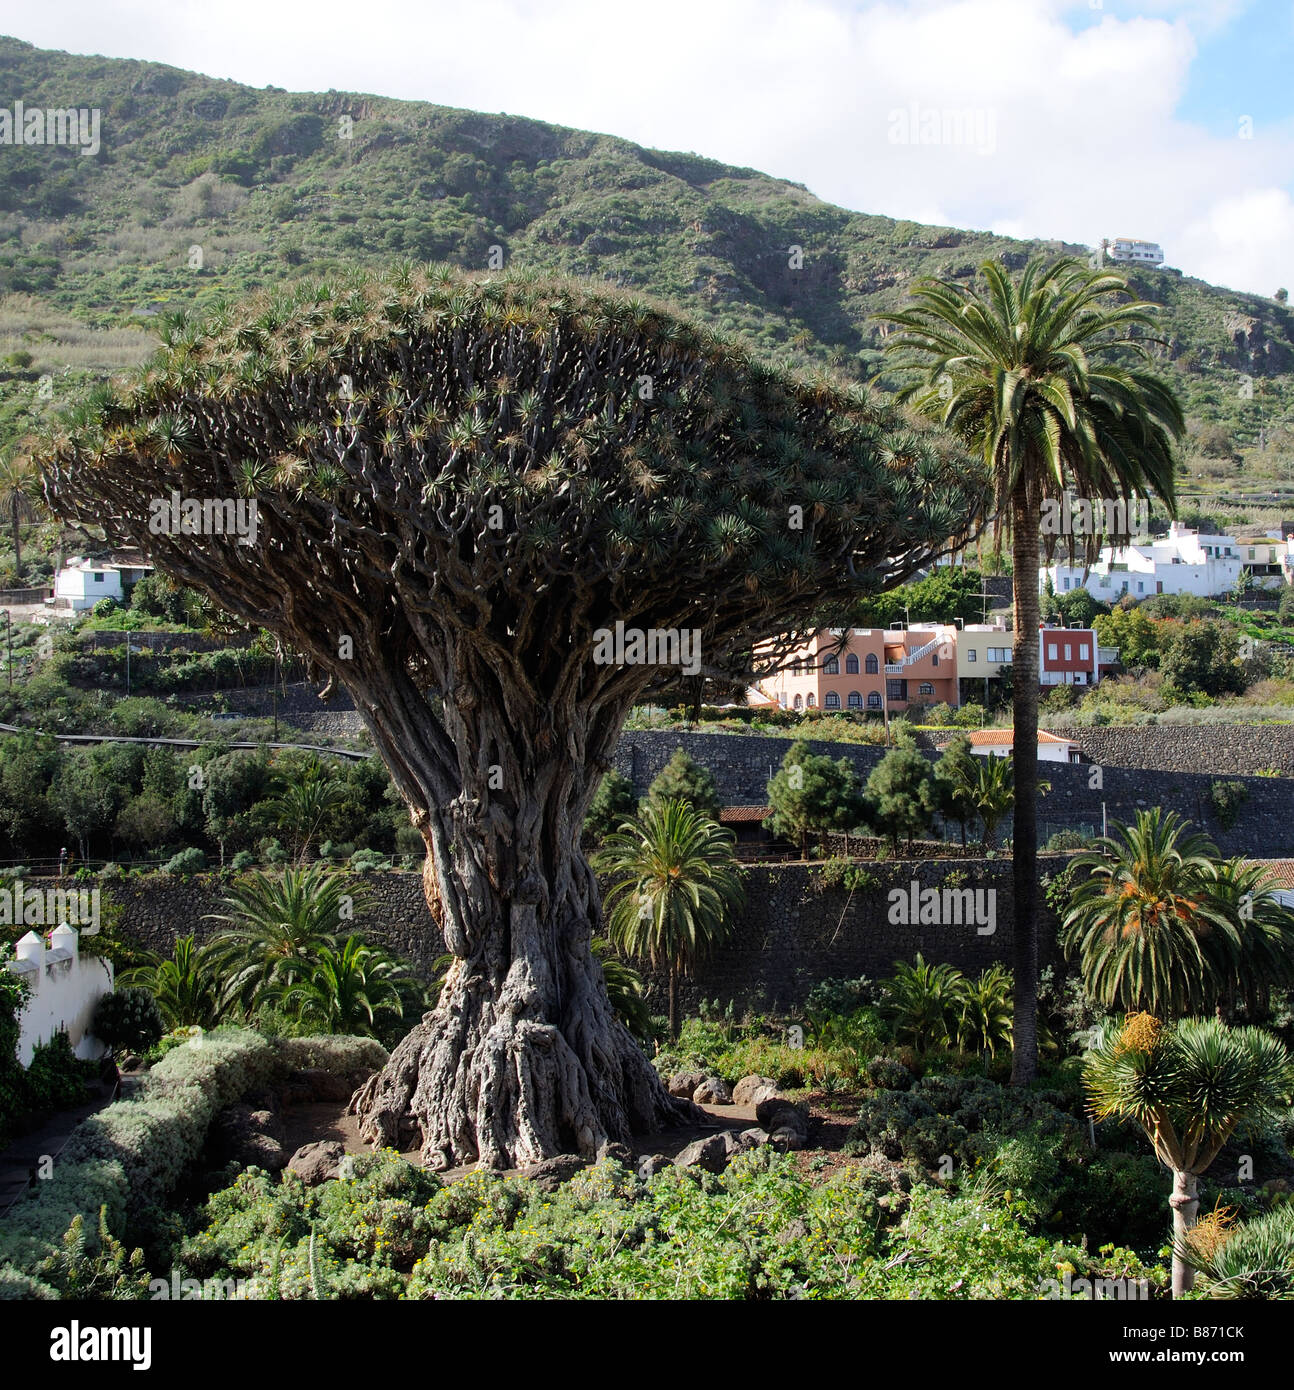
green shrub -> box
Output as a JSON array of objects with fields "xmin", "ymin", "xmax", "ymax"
[
  {"xmin": 92, "ymin": 988, "xmax": 165, "ymax": 1054},
  {"xmin": 229, "ymin": 850, "xmax": 256, "ymax": 872},
  {"xmin": 1209, "ymin": 779, "xmax": 1248, "ymax": 831},
  {"xmin": 24, "ymin": 1032, "xmax": 96, "ymax": 1112},
  {"xmin": 163, "ymin": 847, "xmax": 207, "ymax": 875}
]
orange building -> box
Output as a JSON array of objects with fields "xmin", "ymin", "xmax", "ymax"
[{"xmin": 757, "ymin": 625, "xmax": 960, "ymax": 713}]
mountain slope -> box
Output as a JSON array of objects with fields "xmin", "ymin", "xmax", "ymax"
[{"xmin": 1, "ymin": 34, "xmax": 1292, "ymax": 466}]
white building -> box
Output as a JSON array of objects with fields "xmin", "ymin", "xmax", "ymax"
[
  {"xmin": 7, "ymin": 925, "xmax": 112, "ymax": 1066},
  {"xmin": 937, "ymin": 729, "xmax": 1083, "ymax": 763},
  {"xmin": 1041, "ymin": 523, "xmax": 1244, "ymax": 602},
  {"xmin": 1106, "ymin": 238, "xmax": 1164, "ymax": 267},
  {"xmin": 51, "ymin": 553, "xmax": 153, "ymax": 612}
]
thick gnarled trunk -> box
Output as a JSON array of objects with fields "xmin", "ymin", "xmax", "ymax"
[{"xmin": 349, "ymin": 683, "xmax": 698, "ymax": 1169}]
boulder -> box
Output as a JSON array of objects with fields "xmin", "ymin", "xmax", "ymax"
[
  {"xmin": 211, "ymin": 1104, "xmax": 288, "ymax": 1172},
  {"xmin": 674, "ymin": 1130, "xmax": 744, "ymax": 1174},
  {"xmin": 597, "ymin": 1141, "xmax": 634, "ymax": 1166},
  {"xmin": 287, "ymin": 1140, "xmax": 347, "ymax": 1186},
  {"xmin": 740, "ymin": 1127, "xmax": 770, "ymax": 1147},
  {"xmin": 668, "ymin": 1070, "xmax": 708, "ymax": 1099},
  {"xmin": 520, "ymin": 1154, "xmax": 590, "ymax": 1193},
  {"xmin": 769, "ymin": 1126, "xmax": 807, "ymax": 1153},
  {"xmin": 755, "ymin": 1093, "xmax": 808, "ymax": 1134},
  {"xmin": 636, "ymin": 1153, "xmax": 674, "ymax": 1178},
  {"xmin": 732, "ymin": 1075, "xmax": 779, "ymax": 1106},
  {"xmin": 692, "ymin": 1077, "xmax": 732, "ymax": 1105},
  {"xmin": 749, "ymin": 1084, "xmax": 782, "ymax": 1111}
]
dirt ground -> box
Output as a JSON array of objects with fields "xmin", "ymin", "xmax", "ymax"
[{"xmin": 278, "ymin": 1090, "xmax": 866, "ymax": 1181}]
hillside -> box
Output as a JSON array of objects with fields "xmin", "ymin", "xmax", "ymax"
[{"xmin": 1, "ymin": 35, "xmax": 1293, "ymax": 500}]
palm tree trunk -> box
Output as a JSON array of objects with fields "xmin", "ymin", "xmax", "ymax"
[
  {"xmin": 668, "ymin": 964, "xmax": 679, "ymax": 1041},
  {"xmin": 1009, "ymin": 497, "xmax": 1041, "ymax": 1086},
  {"xmin": 1170, "ymin": 1168, "xmax": 1200, "ymax": 1297}
]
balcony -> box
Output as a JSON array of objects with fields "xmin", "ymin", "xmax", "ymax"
[{"xmin": 1098, "ymin": 647, "xmax": 1119, "ymax": 664}]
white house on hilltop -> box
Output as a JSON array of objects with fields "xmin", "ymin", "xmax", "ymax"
[
  {"xmin": 1040, "ymin": 522, "xmax": 1247, "ymax": 602},
  {"xmin": 50, "ymin": 552, "xmax": 153, "ymax": 612}
]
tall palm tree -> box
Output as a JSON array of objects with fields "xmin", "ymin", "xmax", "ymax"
[
  {"xmin": 880, "ymin": 257, "xmax": 1185, "ymax": 1083},
  {"xmin": 0, "ymin": 443, "xmax": 46, "ymax": 581},
  {"xmin": 273, "ymin": 934, "xmax": 408, "ymax": 1036},
  {"xmin": 1204, "ymin": 857, "xmax": 1294, "ymax": 1018},
  {"xmin": 204, "ymin": 865, "xmax": 359, "ymax": 1012},
  {"xmin": 260, "ymin": 759, "xmax": 348, "ymax": 863},
  {"xmin": 596, "ymin": 798, "xmax": 744, "ymax": 1039},
  {"xmin": 118, "ymin": 934, "xmax": 222, "ymax": 1029},
  {"xmin": 1084, "ymin": 1013, "xmax": 1293, "ymax": 1297},
  {"xmin": 1061, "ymin": 809, "xmax": 1240, "ymax": 1016}
]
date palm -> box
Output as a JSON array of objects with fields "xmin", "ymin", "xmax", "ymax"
[
  {"xmin": 968, "ymin": 753, "xmax": 1014, "ymax": 851},
  {"xmin": 1084, "ymin": 1013, "xmax": 1293, "ymax": 1297},
  {"xmin": 118, "ymin": 934, "xmax": 221, "ymax": 1029},
  {"xmin": 1061, "ymin": 810, "xmax": 1239, "ymax": 1017},
  {"xmin": 1204, "ymin": 857, "xmax": 1294, "ymax": 1018},
  {"xmin": 273, "ymin": 934, "xmax": 408, "ymax": 1037},
  {"xmin": 883, "ymin": 953, "xmax": 961, "ymax": 1054},
  {"xmin": 260, "ymin": 759, "xmax": 347, "ymax": 863},
  {"xmin": 880, "ymin": 256, "xmax": 1185, "ymax": 1084},
  {"xmin": 596, "ymin": 798, "xmax": 744, "ymax": 1040},
  {"xmin": 953, "ymin": 963, "xmax": 1014, "ymax": 1059},
  {"xmin": 0, "ymin": 444, "xmax": 45, "ymax": 581},
  {"xmin": 204, "ymin": 866, "xmax": 359, "ymax": 1012}
]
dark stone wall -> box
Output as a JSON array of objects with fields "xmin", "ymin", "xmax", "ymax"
[
  {"xmin": 614, "ymin": 730, "xmax": 1294, "ymax": 856},
  {"xmin": 52, "ymin": 856, "xmax": 1066, "ymax": 1015},
  {"xmin": 1060, "ymin": 725, "xmax": 1294, "ymax": 776}
]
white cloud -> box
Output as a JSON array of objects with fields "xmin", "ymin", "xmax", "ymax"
[{"xmin": 7, "ymin": 0, "xmax": 1292, "ymax": 295}]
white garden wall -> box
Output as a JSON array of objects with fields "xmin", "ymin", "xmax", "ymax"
[{"xmin": 6, "ymin": 925, "xmax": 113, "ymax": 1066}]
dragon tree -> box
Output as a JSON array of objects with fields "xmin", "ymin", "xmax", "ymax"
[{"xmin": 37, "ymin": 265, "xmax": 986, "ymax": 1169}]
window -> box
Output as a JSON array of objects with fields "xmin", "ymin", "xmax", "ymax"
[
  {"xmin": 1063, "ymin": 645, "xmax": 1071, "ymax": 661},
  {"xmin": 1136, "ymin": 581, "xmax": 1144, "ymax": 594},
  {"xmin": 806, "ymin": 694, "xmax": 816, "ymax": 707},
  {"xmin": 1079, "ymin": 644, "xmax": 1089, "ymax": 660},
  {"xmin": 1048, "ymin": 644, "xmax": 1058, "ymax": 661},
  {"xmin": 824, "ymin": 692, "xmax": 840, "ymax": 709},
  {"xmin": 845, "ymin": 653, "xmax": 859, "ymax": 674},
  {"xmin": 865, "ymin": 653, "xmax": 879, "ymax": 674},
  {"xmin": 93, "ymin": 572, "xmax": 104, "ymax": 583},
  {"xmin": 1249, "ymin": 548, "xmax": 1256, "ymax": 560},
  {"xmin": 918, "ymin": 682, "xmax": 934, "ymax": 696},
  {"xmin": 824, "ymin": 656, "xmax": 839, "ymax": 675},
  {"xmin": 887, "ymin": 679, "xmax": 906, "ymax": 701},
  {"xmin": 847, "ymin": 691, "xmax": 862, "ymax": 708},
  {"xmin": 931, "ymin": 654, "xmax": 939, "ymax": 667},
  {"xmin": 794, "ymin": 695, "xmax": 803, "ymax": 710},
  {"xmin": 1062, "ymin": 577, "xmax": 1071, "ymax": 590},
  {"xmin": 967, "ymin": 648, "xmax": 977, "ymax": 663},
  {"xmin": 867, "ymin": 692, "xmax": 882, "ymax": 709}
]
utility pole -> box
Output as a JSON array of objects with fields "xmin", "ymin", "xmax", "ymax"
[{"xmin": 1, "ymin": 610, "xmax": 9, "ymax": 691}]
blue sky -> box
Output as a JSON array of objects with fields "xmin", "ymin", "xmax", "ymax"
[{"xmin": 4, "ymin": 0, "xmax": 1293, "ymax": 296}]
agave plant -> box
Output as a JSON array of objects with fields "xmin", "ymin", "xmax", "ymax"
[{"xmin": 1176, "ymin": 1202, "xmax": 1294, "ymax": 1300}]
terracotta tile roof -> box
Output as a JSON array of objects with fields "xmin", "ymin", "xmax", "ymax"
[
  {"xmin": 959, "ymin": 728, "xmax": 1076, "ymax": 747},
  {"xmin": 720, "ymin": 805, "xmax": 772, "ymax": 824},
  {"xmin": 1245, "ymin": 860, "xmax": 1294, "ymax": 890}
]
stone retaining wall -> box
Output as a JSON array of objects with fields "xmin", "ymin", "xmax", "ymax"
[
  {"xmin": 50, "ymin": 857, "xmax": 1067, "ymax": 1015},
  {"xmin": 614, "ymin": 730, "xmax": 1294, "ymax": 856}
]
